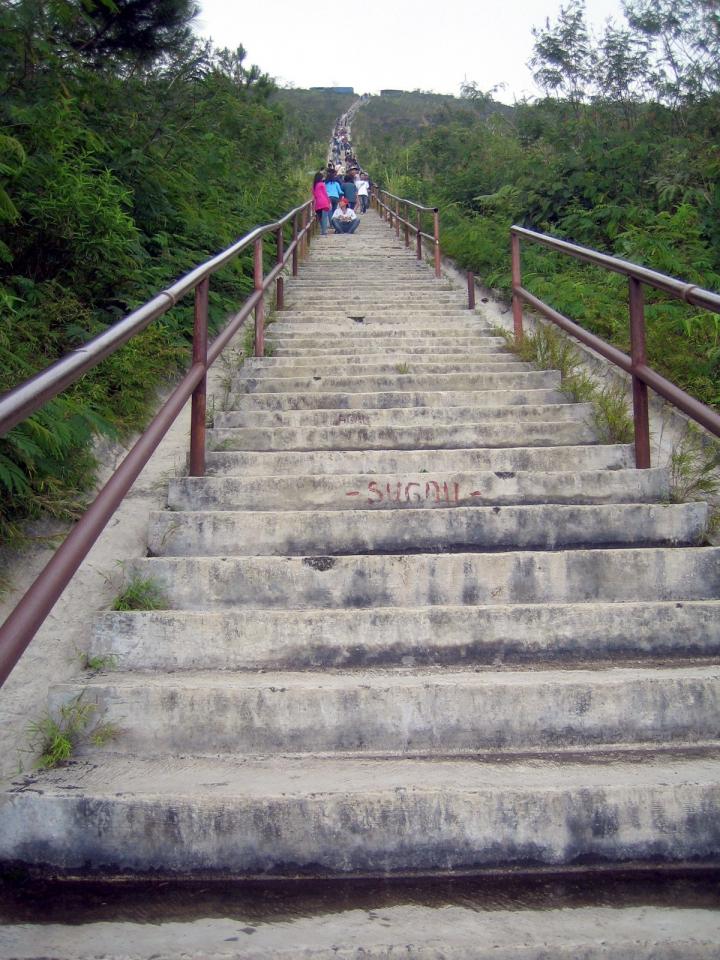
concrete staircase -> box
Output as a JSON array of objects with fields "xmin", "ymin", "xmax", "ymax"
[{"xmin": 2, "ymin": 212, "xmax": 720, "ymax": 915}]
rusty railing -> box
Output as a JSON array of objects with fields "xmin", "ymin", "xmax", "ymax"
[
  {"xmin": 372, "ymin": 188, "xmax": 441, "ymax": 278},
  {"xmin": 0, "ymin": 198, "xmax": 317, "ymax": 688},
  {"xmin": 510, "ymin": 226, "xmax": 720, "ymax": 468}
]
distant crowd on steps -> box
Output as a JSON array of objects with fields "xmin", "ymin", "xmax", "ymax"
[{"xmin": 311, "ymin": 112, "xmax": 371, "ymax": 236}]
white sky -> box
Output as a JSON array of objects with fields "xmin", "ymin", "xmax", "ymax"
[{"xmin": 194, "ymin": 0, "xmax": 627, "ymax": 103}]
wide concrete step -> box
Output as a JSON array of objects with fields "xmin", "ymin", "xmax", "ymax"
[
  {"xmin": 92, "ymin": 601, "xmax": 720, "ymax": 671},
  {"xmin": 269, "ymin": 341, "xmax": 508, "ymax": 356},
  {"xmin": 126, "ymin": 547, "xmax": 720, "ymax": 609},
  {"xmin": 146, "ymin": 503, "xmax": 706, "ymax": 558},
  {"xmin": 246, "ymin": 350, "xmax": 510, "ymax": 367},
  {"xmin": 206, "ymin": 443, "xmax": 636, "ymax": 477},
  {"xmin": 8, "ymin": 906, "xmax": 720, "ymax": 960},
  {"xmin": 273, "ymin": 311, "xmax": 481, "ymax": 322},
  {"xmin": 168, "ymin": 467, "xmax": 669, "ymax": 512},
  {"xmin": 236, "ymin": 359, "xmax": 527, "ymax": 380},
  {"xmin": 3, "ymin": 753, "xmax": 720, "ymax": 875},
  {"xmin": 235, "ymin": 370, "xmax": 561, "ymax": 397},
  {"xmin": 231, "ymin": 387, "xmax": 569, "ymax": 412},
  {"xmin": 266, "ymin": 326, "xmax": 490, "ymax": 341},
  {"xmin": 214, "ymin": 402, "xmax": 593, "ymax": 430},
  {"xmin": 282, "ymin": 296, "xmax": 467, "ymax": 307},
  {"xmin": 208, "ymin": 420, "xmax": 597, "ymax": 452},
  {"xmin": 268, "ymin": 328, "xmax": 501, "ymax": 341},
  {"xmin": 52, "ymin": 665, "xmax": 720, "ymax": 758}
]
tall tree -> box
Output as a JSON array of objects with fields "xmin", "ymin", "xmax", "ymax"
[{"xmin": 530, "ymin": 0, "xmax": 592, "ymax": 105}]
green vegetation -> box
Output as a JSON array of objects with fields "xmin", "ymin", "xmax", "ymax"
[
  {"xmin": 353, "ymin": 1, "xmax": 720, "ymax": 416},
  {"xmin": 0, "ymin": 3, "xmax": 338, "ymax": 550},
  {"xmin": 112, "ymin": 574, "xmax": 167, "ymax": 611},
  {"xmin": 499, "ymin": 322, "xmax": 634, "ymax": 444},
  {"xmin": 26, "ymin": 696, "xmax": 118, "ymax": 769},
  {"xmin": 77, "ymin": 650, "xmax": 119, "ymax": 673},
  {"xmin": 669, "ymin": 426, "xmax": 720, "ymax": 504}
]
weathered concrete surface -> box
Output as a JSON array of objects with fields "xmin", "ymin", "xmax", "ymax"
[
  {"xmin": 51, "ymin": 665, "xmax": 720, "ymax": 756},
  {"xmin": 147, "ymin": 502, "xmax": 707, "ymax": 557},
  {"xmin": 167, "ymin": 467, "xmax": 669, "ymax": 512},
  {"xmin": 2, "ymin": 205, "xmax": 718, "ymax": 889},
  {"xmin": 229, "ymin": 386, "xmax": 568, "ymax": 412},
  {"xmin": 124, "ymin": 548, "xmax": 720, "ymax": 609},
  {"xmin": 206, "ymin": 443, "xmax": 636, "ymax": 477},
  {"xmin": 91, "ymin": 601, "xmax": 720, "ymax": 670},
  {"xmin": 214, "ymin": 401, "xmax": 590, "ymax": 428},
  {"xmin": 3, "ymin": 906, "xmax": 720, "ymax": 959},
  {"xmin": 207, "ymin": 419, "xmax": 598, "ymax": 452},
  {"xmin": 3, "ymin": 754, "xmax": 720, "ymax": 874}
]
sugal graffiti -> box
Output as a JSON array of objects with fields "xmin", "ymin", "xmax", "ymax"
[{"xmin": 345, "ymin": 480, "xmax": 484, "ymax": 505}]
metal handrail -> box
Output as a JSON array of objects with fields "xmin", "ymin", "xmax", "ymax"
[
  {"xmin": 510, "ymin": 225, "xmax": 720, "ymax": 466},
  {"xmin": 0, "ymin": 198, "xmax": 316, "ymax": 688},
  {"xmin": 372, "ymin": 187, "xmax": 442, "ymax": 278}
]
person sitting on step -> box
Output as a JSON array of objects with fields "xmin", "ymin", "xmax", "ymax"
[{"xmin": 331, "ymin": 196, "xmax": 360, "ymax": 234}]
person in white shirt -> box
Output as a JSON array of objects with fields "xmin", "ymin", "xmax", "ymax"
[
  {"xmin": 356, "ymin": 173, "xmax": 370, "ymax": 213},
  {"xmin": 331, "ymin": 197, "xmax": 360, "ymax": 234}
]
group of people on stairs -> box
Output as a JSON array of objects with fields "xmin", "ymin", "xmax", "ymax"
[{"xmin": 312, "ymin": 112, "xmax": 370, "ymax": 236}]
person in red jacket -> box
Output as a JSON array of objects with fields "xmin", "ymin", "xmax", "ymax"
[{"xmin": 312, "ymin": 172, "xmax": 331, "ymax": 236}]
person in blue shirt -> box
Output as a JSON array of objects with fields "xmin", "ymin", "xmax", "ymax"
[
  {"xmin": 342, "ymin": 174, "xmax": 358, "ymax": 210},
  {"xmin": 324, "ymin": 172, "xmax": 345, "ymax": 215}
]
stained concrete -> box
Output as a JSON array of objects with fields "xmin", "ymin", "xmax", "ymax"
[{"xmin": 1, "ymin": 203, "xmax": 719, "ymax": 898}]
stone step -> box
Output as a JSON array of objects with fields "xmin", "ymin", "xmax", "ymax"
[
  {"xmin": 213, "ymin": 402, "xmax": 592, "ymax": 430},
  {"xmin": 247, "ymin": 350, "xmax": 510, "ymax": 368},
  {"xmin": 236, "ymin": 359, "xmax": 527, "ymax": 380},
  {"xmin": 126, "ymin": 547, "xmax": 720, "ymax": 609},
  {"xmin": 268, "ymin": 342, "xmax": 508, "ymax": 355},
  {"xmin": 282, "ymin": 295, "xmax": 467, "ymax": 306},
  {"xmin": 167, "ymin": 467, "xmax": 669, "ymax": 512},
  {"xmin": 208, "ymin": 420, "xmax": 597, "ymax": 452},
  {"xmin": 206, "ymin": 443, "xmax": 636, "ymax": 477},
  {"xmin": 51, "ymin": 665, "xmax": 720, "ymax": 758},
  {"xmin": 92, "ymin": 600, "xmax": 720, "ymax": 671},
  {"xmin": 146, "ymin": 503, "xmax": 706, "ymax": 558},
  {"xmin": 281, "ymin": 300, "xmax": 469, "ymax": 309},
  {"xmin": 234, "ymin": 370, "xmax": 562, "ymax": 396},
  {"xmin": 3, "ymin": 753, "xmax": 719, "ymax": 875},
  {"xmin": 266, "ymin": 325, "xmax": 490, "ymax": 339},
  {"xmin": 267, "ymin": 329, "xmax": 503, "ymax": 342},
  {"xmin": 5, "ymin": 906, "xmax": 720, "ymax": 959},
  {"xmin": 230, "ymin": 387, "xmax": 568, "ymax": 412},
  {"xmin": 274, "ymin": 314, "xmax": 483, "ymax": 324}
]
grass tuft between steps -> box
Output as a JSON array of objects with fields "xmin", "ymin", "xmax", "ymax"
[
  {"xmin": 496, "ymin": 323, "xmax": 634, "ymax": 444},
  {"xmin": 112, "ymin": 574, "xmax": 167, "ymax": 612},
  {"xmin": 26, "ymin": 695, "xmax": 119, "ymax": 771}
]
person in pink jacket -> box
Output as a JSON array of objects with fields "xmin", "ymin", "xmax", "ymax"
[{"xmin": 313, "ymin": 173, "xmax": 331, "ymax": 236}]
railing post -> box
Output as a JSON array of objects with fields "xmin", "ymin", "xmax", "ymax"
[
  {"xmin": 306, "ymin": 204, "xmax": 313, "ymax": 250},
  {"xmin": 275, "ymin": 226, "xmax": 284, "ymax": 311},
  {"xmin": 511, "ymin": 231, "xmax": 524, "ymax": 341},
  {"xmin": 404, "ymin": 203, "xmax": 410, "ymax": 247},
  {"xmin": 416, "ymin": 210, "xmax": 422, "ymax": 260},
  {"xmin": 254, "ymin": 238, "xmax": 264, "ymax": 359},
  {"xmin": 467, "ymin": 271, "xmax": 475, "ymax": 310},
  {"xmin": 433, "ymin": 209, "xmax": 441, "ymax": 279},
  {"xmin": 629, "ymin": 276, "xmax": 651, "ymax": 468},
  {"xmin": 395, "ymin": 199, "xmax": 400, "ymax": 238},
  {"xmin": 189, "ymin": 277, "xmax": 209, "ymax": 476},
  {"xmin": 292, "ymin": 213, "xmax": 299, "ymax": 277}
]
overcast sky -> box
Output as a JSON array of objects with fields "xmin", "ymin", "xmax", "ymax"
[{"xmin": 194, "ymin": 0, "xmax": 627, "ymax": 102}]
